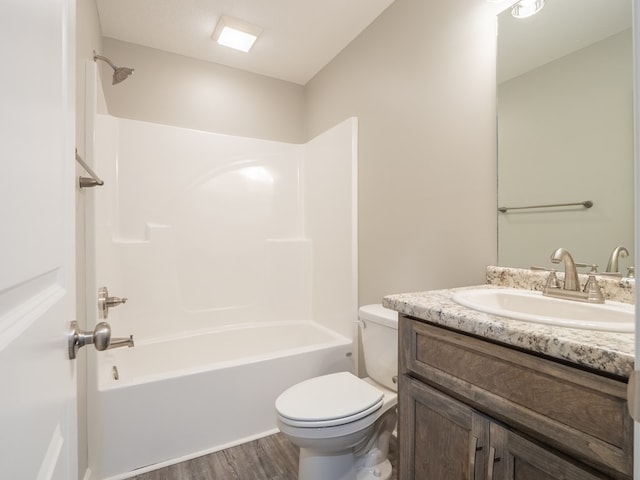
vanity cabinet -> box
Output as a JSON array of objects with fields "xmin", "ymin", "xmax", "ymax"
[{"xmin": 398, "ymin": 316, "xmax": 633, "ymax": 480}]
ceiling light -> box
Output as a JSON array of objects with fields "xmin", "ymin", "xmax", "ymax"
[
  {"xmin": 212, "ymin": 16, "xmax": 262, "ymax": 53},
  {"xmin": 511, "ymin": 0, "xmax": 545, "ymax": 19}
]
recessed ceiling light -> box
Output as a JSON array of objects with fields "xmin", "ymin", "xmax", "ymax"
[
  {"xmin": 511, "ymin": 0, "xmax": 545, "ymax": 19},
  {"xmin": 212, "ymin": 16, "xmax": 262, "ymax": 53}
]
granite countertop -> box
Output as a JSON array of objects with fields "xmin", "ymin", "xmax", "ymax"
[{"xmin": 382, "ymin": 267, "xmax": 635, "ymax": 379}]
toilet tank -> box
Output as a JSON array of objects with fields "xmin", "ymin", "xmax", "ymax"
[{"xmin": 359, "ymin": 304, "xmax": 398, "ymax": 392}]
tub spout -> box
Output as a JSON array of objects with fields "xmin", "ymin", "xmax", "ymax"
[{"xmin": 108, "ymin": 335, "xmax": 134, "ymax": 349}]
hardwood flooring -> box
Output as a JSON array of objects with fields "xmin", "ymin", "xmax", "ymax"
[{"xmin": 130, "ymin": 432, "xmax": 398, "ymax": 480}]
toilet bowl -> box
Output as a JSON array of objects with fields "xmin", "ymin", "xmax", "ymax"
[{"xmin": 275, "ymin": 304, "xmax": 398, "ymax": 480}]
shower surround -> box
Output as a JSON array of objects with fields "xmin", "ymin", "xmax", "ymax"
[{"xmin": 86, "ymin": 113, "xmax": 358, "ymax": 479}]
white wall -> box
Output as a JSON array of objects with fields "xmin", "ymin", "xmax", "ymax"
[
  {"xmin": 305, "ymin": 0, "xmax": 499, "ymax": 304},
  {"xmin": 498, "ymin": 29, "xmax": 634, "ymax": 270},
  {"xmin": 101, "ymin": 38, "xmax": 306, "ymax": 144}
]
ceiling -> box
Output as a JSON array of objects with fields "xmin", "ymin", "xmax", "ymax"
[
  {"xmin": 96, "ymin": 0, "xmax": 396, "ymax": 86},
  {"xmin": 497, "ymin": 0, "xmax": 631, "ymax": 83}
]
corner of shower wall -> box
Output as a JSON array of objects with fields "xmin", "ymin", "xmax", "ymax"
[
  {"xmin": 303, "ymin": 117, "xmax": 358, "ymax": 340},
  {"xmin": 83, "ymin": 59, "xmax": 111, "ymax": 480},
  {"xmin": 82, "ymin": 60, "xmax": 99, "ymax": 331},
  {"xmin": 83, "ymin": 60, "xmax": 116, "ymax": 331}
]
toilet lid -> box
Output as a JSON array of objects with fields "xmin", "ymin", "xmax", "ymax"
[{"xmin": 275, "ymin": 372, "xmax": 384, "ymax": 427}]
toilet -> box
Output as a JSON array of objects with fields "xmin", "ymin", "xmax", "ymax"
[{"xmin": 275, "ymin": 304, "xmax": 398, "ymax": 480}]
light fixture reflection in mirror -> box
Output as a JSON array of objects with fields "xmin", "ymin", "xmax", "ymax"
[{"xmin": 511, "ymin": 0, "xmax": 545, "ymax": 19}]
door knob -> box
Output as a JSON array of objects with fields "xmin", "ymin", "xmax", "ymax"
[
  {"xmin": 98, "ymin": 286, "xmax": 128, "ymax": 319},
  {"xmin": 68, "ymin": 321, "xmax": 111, "ymax": 359}
]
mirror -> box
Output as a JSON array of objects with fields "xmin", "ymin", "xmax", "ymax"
[{"xmin": 496, "ymin": 0, "xmax": 634, "ymax": 274}]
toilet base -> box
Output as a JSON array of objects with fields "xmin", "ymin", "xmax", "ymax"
[
  {"xmin": 298, "ymin": 450, "xmax": 392, "ymax": 480},
  {"xmin": 356, "ymin": 459, "xmax": 392, "ymax": 480},
  {"xmin": 299, "ymin": 449, "xmax": 356, "ymax": 480}
]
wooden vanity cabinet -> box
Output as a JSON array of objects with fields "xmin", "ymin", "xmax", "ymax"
[
  {"xmin": 398, "ymin": 315, "xmax": 633, "ymax": 480},
  {"xmin": 400, "ymin": 375, "xmax": 487, "ymax": 479}
]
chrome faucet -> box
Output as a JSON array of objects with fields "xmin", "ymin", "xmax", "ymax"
[
  {"xmin": 544, "ymin": 248, "xmax": 604, "ymax": 303},
  {"xmin": 550, "ymin": 247, "xmax": 580, "ymax": 291},
  {"xmin": 605, "ymin": 246, "xmax": 629, "ymax": 273},
  {"xmin": 107, "ymin": 335, "xmax": 135, "ymax": 349}
]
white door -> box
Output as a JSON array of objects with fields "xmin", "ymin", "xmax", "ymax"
[{"xmin": 0, "ymin": 1, "xmax": 77, "ymax": 479}]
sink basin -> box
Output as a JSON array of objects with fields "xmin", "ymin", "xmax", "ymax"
[{"xmin": 451, "ymin": 288, "xmax": 634, "ymax": 332}]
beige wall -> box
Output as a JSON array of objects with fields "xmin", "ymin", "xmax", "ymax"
[
  {"xmin": 101, "ymin": 38, "xmax": 306, "ymax": 143},
  {"xmin": 306, "ymin": 0, "xmax": 499, "ymax": 304},
  {"xmin": 76, "ymin": 0, "xmax": 104, "ymax": 476},
  {"xmin": 93, "ymin": 0, "xmax": 499, "ymax": 306}
]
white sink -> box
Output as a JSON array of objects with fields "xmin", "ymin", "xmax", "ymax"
[{"xmin": 451, "ymin": 288, "xmax": 634, "ymax": 333}]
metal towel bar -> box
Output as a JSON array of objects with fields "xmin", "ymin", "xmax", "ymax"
[
  {"xmin": 498, "ymin": 200, "xmax": 593, "ymax": 213},
  {"xmin": 75, "ymin": 149, "xmax": 104, "ymax": 188}
]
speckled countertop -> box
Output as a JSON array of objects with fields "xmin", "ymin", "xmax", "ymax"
[{"xmin": 382, "ymin": 266, "xmax": 635, "ymax": 379}]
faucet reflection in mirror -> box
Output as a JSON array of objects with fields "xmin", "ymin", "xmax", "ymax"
[{"xmin": 606, "ymin": 245, "xmax": 629, "ymax": 274}]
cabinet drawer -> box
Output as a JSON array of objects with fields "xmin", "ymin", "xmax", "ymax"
[{"xmin": 400, "ymin": 316, "xmax": 632, "ymax": 478}]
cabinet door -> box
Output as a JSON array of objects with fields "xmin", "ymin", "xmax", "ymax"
[
  {"xmin": 399, "ymin": 376, "xmax": 489, "ymax": 480},
  {"xmin": 489, "ymin": 423, "xmax": 613, "ymax": 480}
]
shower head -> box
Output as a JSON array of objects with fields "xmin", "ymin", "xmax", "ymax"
[
  {"xmin": 112, "ymin": 66, "xmax": 135, "ymax": 85},
  {"xmin": 93, "ymin": 51, "xmax": 135, "ymax": 85}
]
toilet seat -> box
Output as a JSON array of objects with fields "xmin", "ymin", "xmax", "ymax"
[{"xmin": 276, "ymin": 372, "xmax": 384, "ymax": 428}]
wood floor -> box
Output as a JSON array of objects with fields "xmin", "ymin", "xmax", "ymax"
[{"xmin": 130, "ymin": 433, "xmax": 398, "ymax": 480}]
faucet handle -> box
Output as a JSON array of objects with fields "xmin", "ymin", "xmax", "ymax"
[
  {"xmin": 596, "ymin": 271, "xmax": 623, "ymax": 278},
  {"xmin": 543, "ymin": 270, "xmax": 560, "ymax": 290},
  {"xmin": 628, "ymin": 266, "xmax": 636, "ymax": 278},
  {"xmin": 583, "ymin": 273, "xmax": 605, "ymax": 303},
  {"xmin": 530, "ymin": 266, "xmax": 555, "ymax": 272},
  {"xmin": 574, "ymin": 263, "xmax": 598, "ymax": 273}
]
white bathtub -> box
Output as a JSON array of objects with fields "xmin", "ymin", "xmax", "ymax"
[{"xmin": 88, "ymin": 321, "xmax": 353, "ymax": 480}]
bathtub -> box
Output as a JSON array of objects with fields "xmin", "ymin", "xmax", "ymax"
[{"xmin": 88, "ymin": 321, "xmax": 353, "ymax": 480}]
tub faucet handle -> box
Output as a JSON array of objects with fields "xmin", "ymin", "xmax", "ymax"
[
  {"xmin": 68, "ymin": 321, "xmax": 112, "ymax": 360},
  {"xmin": 98, "ymin": 286, "xmax": 128, "ymax": 319}
]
